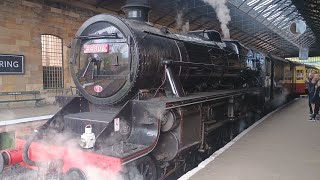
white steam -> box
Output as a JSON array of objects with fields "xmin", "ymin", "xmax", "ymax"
[
  {"xmin": 202, "ymin": 0, "xmax": 231, "ymax": 39},
  {"xmin": 40, "ymin": 130, "xmax": 124, "ymax": 180},
  {"xmin": 182, "ymin": 21, "xmax": 190, "ymax": 33},
  {"xmin": 0, "ymin": 111, "xmax": 146, "ymax": 179},
  {"xmin": 176, "ymin": 10, "xmax": 183, "ymax": 30},
  {"xmin": 1, "ymin": 165, "xmax": 37, "ymax": 180},
  {"xmin": 0, "ymin": 129, "xmax": 125, "ymax": 180},
  {"xmin": 176, "ymin": 10, "xmax": 190, "ymax": 33},
  {"xmin": 271, "ymin": 88, "xmax": 290, "ymax": 108}
]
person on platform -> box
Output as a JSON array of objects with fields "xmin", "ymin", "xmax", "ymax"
[
  {"xmin": 308, "ymin": 73, "xmax": 320, "ymax": 121},
  {"xmin": 306, "ymin": 72, "xmax": 315, "ymax": 115}
]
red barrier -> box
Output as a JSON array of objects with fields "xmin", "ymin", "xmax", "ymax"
[
  {"xmin": 1, "ymin": 148, "xmax": 23, "ymax": 166},
  {"xmin": 15, "ymin": 139, "xmax": 122, "ymax": 176}
]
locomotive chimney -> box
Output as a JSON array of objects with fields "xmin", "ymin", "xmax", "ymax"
[{"xmin": 122, "ymin": 0, "xmax": 151, "ymax": 22}]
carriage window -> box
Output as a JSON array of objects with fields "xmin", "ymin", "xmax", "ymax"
[
  {"xmin": 296, "ymin": 70, "xmax": 304, "ymax": 80},
  {"xmin": 284, "ymin": 67, "xmax": 292, "ymax": 81}
]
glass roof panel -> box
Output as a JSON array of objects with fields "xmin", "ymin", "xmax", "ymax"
[
  {"xmin": 184, "ymin": 0, "xmax": 316, "ymax": 56},
  {"xmin": 247, "ymin": 0, "xmax": 260, "ymax": 6},
  {"xmin": 253, "ymin": 0, "xmax": 273, "ymax": 11},
  {"xmin": 231, "ymin": 0, "xmax": 316, "ymax": 49}
]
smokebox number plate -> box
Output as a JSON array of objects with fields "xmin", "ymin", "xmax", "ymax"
[{"xmin": 84, "ymin": 44, "xmax": 109, "ymax": 54}]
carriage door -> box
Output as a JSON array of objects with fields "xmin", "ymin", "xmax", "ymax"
[{"xmin": 294, "ymin": 66, "xmax": 305, "ymax": 94}]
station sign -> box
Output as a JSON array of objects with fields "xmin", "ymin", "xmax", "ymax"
[{"xmin": 0, "ymin": 54, "xmax": 24, "ymax": 74}]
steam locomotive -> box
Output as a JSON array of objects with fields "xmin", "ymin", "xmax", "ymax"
[{"xmin": 0, "ymin": 1, "xmax": 303, "ymax": 180}]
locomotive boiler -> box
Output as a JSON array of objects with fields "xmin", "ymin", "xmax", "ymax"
[
  {"xmin": 70, "ymin": 1, "xmax": 258, "ymax": 105},
  {"xmin": 0, "ymin": 1, "xmax": 275, "ymax": 180}
]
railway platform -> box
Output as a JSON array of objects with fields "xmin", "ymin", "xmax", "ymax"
[
  {"xmin": 0, "ymin": 104, "xmax": 59, "ymax": 121},
  {"xmin": 0, "ymin": 105, "xmax": 60, "ymax": 146},
  {"xmin": 180, "ymin": 98, "xmax": 320, "ymax": 180}
]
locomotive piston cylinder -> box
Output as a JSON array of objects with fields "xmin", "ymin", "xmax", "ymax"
[{"xmin": 160, "ymin": 109, "xmax": 181, "ymax": 132}]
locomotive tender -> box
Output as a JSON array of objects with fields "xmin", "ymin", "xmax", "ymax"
[{"xmin": 0, "ymin": 1, "xmax": 300, "ymax": 180}]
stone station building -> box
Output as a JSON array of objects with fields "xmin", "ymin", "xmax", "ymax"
[{"xmin": 0, "ymin": 0, "xmax": 114, "ymax": 106}]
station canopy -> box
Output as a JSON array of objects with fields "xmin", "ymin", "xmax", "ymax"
[{"xmin": 65, "ymin": 0, "xmax": 320, "ymax": 58}]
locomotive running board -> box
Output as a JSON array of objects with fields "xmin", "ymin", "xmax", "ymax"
[{"xmin": 154, "ymin": 88, "xmax": 263, "ymax": 109}]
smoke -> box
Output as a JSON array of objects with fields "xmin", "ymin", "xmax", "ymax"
[
  {"xmin": 0, "ymin": 129, "xmax": 125, "ymax": 180},
  {"xmin": 176, "ymin": 10, "xmax": 183, "ymax": 30},
  {"xmin": 176, "ymin": 10, "xmax": 190, "ymax": 33},
  {"xmin": 201, "ymin": 0, "xmax": 231, "ymax": 39},
  {"xmin": 0, "ymin": 111, "xmax": 147, "ymax": 179},
  {"xmin": 269, "ymin": 87, "xmax": 290, "ymax": 111},
  {"xmin": 182, "ymin": 21, "xmax": 190, "ymax": 33},
  {"xmin": 42, "ymin": 130, "xmax": 124, "ymax": 180},
  {"xmin": 1, "ymin": 165, "xmax": 37, "ymax": 180}
]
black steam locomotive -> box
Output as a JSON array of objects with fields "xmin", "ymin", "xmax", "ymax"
[{"xmin": 0, "ymin": 1, "xmax": 297, "ymax": 180}]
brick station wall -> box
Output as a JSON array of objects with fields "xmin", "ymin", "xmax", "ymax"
[
  {"xmin": 0, "ymin": 0, "xmax": 105, "ymax": 104},
  {"xmin": 0, "ymin": 0, "xmax": 177, "ymax": 105}
]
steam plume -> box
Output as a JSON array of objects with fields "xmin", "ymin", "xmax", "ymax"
[
  {"xmin": 176, "ymin": 10, "xmax": 189, "ymax": 33},
  {"xmin": 202, "ymin": 0, "xmax": 231, "ymax": 39},
  {"xmin": 182, "ymin": 21, "xmax": 190, "ymax": 33},
  {"xmin": 176, "ymin": 10, "xmax": 183, "ymax": 30}
]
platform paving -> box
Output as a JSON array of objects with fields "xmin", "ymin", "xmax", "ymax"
[
  {"xmin": 0, "ymin": 104, "xmax": 60, "ymax": 121},
  {"xmin": 187, "ymin": 98, "xmax": 320, "ymax": 180},
  {"xmin": 0, "ymin": 104, "xmax": 60, "ymax": 136}
]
